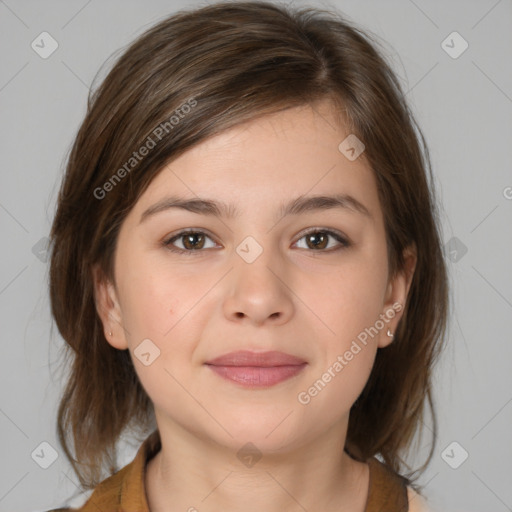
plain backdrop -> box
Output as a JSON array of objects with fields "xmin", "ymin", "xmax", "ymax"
[{"xmin": 0, "ymin": 1, "xmax": 511, "ymax": 511}]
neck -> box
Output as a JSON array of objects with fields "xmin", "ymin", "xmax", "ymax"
[{"xmin": 145, "ymin": 420, "xmax": 369, "ymax": 512}]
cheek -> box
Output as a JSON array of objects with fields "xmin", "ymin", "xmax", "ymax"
[
  {"xmin": 116, "ymin": 249, "xmax": 187, "ymax": 339},
  {"xmin": 297, "ymin": 338, "xmax": 377, "ymax": 426},
  {"xmin": 118, "ymin": 269, "xmax": 200, "ymax": 412},
  {"xmin": 302, "ymin": 255, "xmax": 386, "ymax": 411},
  {"xmin": 116, "ymin": 257, "xmax": 209, "ymax": 372},
  {"xmin": 315, "ymin": 260, "xmax": 388, "ymax": 340}
]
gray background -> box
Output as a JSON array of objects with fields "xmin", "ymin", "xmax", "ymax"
[{"xmin": 1, "ymin": 0, "xmax": 511, "ymax": 511}]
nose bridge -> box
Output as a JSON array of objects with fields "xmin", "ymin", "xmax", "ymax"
[
  {"xmin": 233, "ymin": 234, "xmax": 281, "ymax": 293},
  {"xmin": 224, "ymin": 233, "xmax": 294, "ymax": 324}
]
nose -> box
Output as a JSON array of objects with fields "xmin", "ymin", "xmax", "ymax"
[{"xmin": 222, "ymin": 249, "xmax": 295, "ymax": 327}]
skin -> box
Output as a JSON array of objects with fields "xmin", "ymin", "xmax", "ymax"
[{"xmin": 94, "ymin": 99, "xmax": 416, "ymax": 512}]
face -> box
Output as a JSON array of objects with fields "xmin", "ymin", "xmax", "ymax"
[{"xmin": 95, "ymin": 99, "xmax": 415, "ymax": 453}]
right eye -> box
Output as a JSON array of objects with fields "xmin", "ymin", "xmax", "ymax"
[{"xmin": 162, "ymin": 230, "xmax": 219, "ymax": 255}]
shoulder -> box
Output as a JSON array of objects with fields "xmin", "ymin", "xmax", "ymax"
[
  {"xmin": 365, "ymin": 456, "xmax": 433, "ymax": 512},
  {"xmin": 407, "ymin": 486, "xmax": 432, "ymax": 512},
  {"xmin": 45, "ymin": 464, "xmax": 132, "ymax": 511},
  {"xmin": 40, "ymin": 457, "xmax": 137, "ymax": 512},
  {"xmin": 44, "ymin": 430, "xmax": 160, "ymax": 512}
]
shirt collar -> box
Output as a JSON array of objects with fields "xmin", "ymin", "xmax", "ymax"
[{"xmin": 118, "ymin": 428, "xmax": 161, "ymax": 511}]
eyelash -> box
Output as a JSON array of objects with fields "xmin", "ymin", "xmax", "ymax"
[{"xmin": 162, "ymin": 228, "xmax": 350, "ymax": 255}]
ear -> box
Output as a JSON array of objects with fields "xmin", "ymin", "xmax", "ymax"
[
  {"xmin": 378, "ymin": 244, "xmax": 417, "ymax": 349},
  {"xmin": 92, "ymin": 264, "xmax": 128, "ymax": 350}
]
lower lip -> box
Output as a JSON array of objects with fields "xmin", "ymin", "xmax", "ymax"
[{"xmin": 206, "ymin": 364, "xmax": 307, "ymax": 387}]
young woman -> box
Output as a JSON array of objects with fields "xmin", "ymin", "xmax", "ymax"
[{"xmin": 47, "ymin": 2, "xmax": 448, "ymax": 511}]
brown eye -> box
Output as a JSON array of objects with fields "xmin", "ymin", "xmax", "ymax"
[
  {"xmin": 181, "ymin": 232, "xmax": 206, "ymax": 250},
  {"xmin": 305, "ymin": 232, "xmax": 328, "ymax": 250},
  {"xmin": 163, "ymin": 230, "xmax": 217, "ymax": 254},
  {"xmin": 295, "ymin": 229, "xmax": 350, "ymax": 252}
]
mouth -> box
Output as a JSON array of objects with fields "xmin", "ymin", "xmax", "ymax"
[{"xmin": 204, "ymin": 350, "xmax": 307, "ymax": 388}]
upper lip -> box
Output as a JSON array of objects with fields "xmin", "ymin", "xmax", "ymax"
[{"xmin": 205, "ymin": 350, "xmax": 307, "ymax": 367}]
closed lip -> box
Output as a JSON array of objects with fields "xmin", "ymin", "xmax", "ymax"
[{"xmin": 205, "ymin": 350, "xmax": 307, "ymax": 367}]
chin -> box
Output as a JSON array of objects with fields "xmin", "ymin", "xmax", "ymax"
[{"xmin": 211, "ymin": 410, "xmax": 305, "ymax": 452}]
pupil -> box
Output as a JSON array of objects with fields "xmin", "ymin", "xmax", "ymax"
[
  {"xmin": 185, "ymin": 233, "xmax": 203, "ymax": 250},
  {"xmin": 308, "ymin": 233, "xmax": 327, "ymax": 249}
]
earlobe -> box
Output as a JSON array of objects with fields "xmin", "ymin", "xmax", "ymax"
[
  {"xmin": 378, "ymin": 244, "xmax": 417, "ymax": 349},
  {"xmin": 92, "ymin": 264, "xmax": 128, "ymax": 350}
]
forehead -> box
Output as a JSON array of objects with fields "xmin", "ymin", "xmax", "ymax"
[{"xmin": 129, "ymin": 101, "xmax": 381, "ymax": 222}]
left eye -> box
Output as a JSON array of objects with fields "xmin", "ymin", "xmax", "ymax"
[{"xmin": 294, "ymin": 229, "xmax": 350, "ymax": 251}]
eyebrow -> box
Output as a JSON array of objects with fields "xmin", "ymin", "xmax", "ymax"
[{"xmin": 139, "ymin": 193, "xmax": 372, "ymax": 224}]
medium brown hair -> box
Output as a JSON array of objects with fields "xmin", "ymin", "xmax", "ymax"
[{"xmin": 49, "ymin": 0, "xmax": 448, "ymax": 493}]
